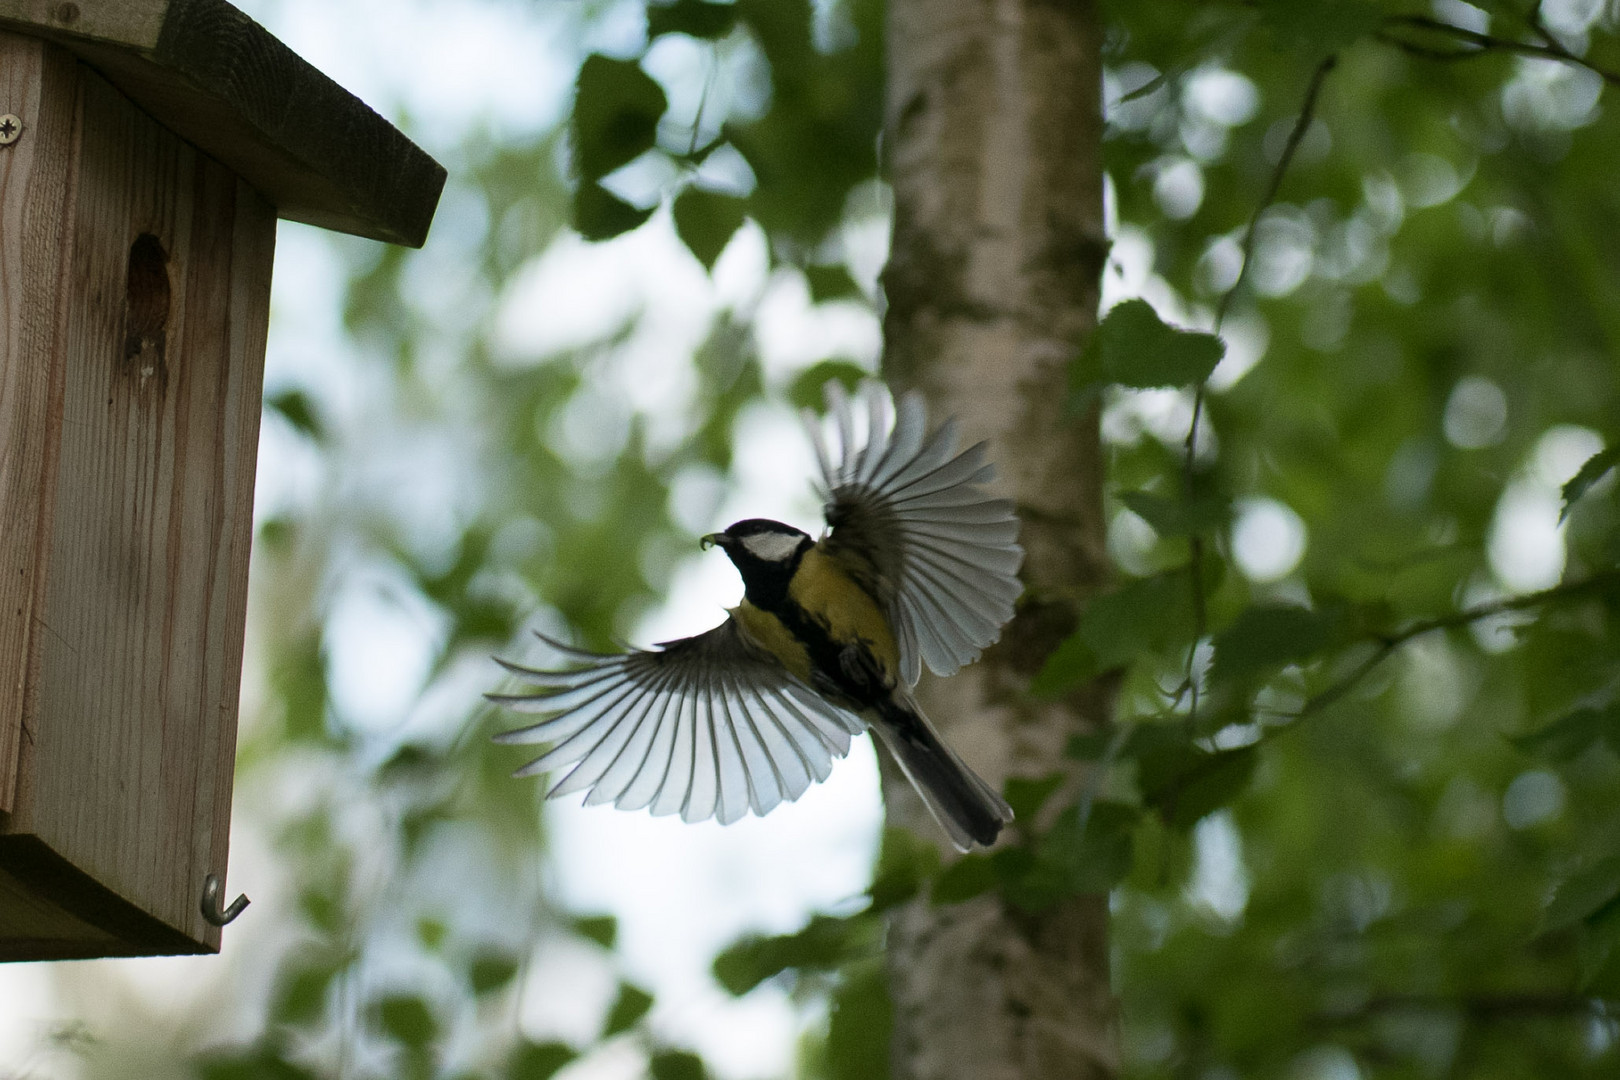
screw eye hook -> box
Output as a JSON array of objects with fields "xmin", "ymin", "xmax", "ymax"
[{"xmin": 200, "ymin": 873, "xmax": 250, "ymax": 927}]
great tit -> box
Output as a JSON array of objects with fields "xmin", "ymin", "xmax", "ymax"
[{"xmin": 491, "ymin": 380, "xmax": 1021, "ymax": 849}]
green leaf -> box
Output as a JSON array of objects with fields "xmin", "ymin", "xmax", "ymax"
[
  {"xmin": 787, "ymin": 360, "xmax": 870, "ymax": 413},
  {"xmin": 1560, "ymin": 446, "xmax": 1618, "ymax": 522},
  {"xmin": 1064, "ymin": 730, "xmax": 1115, "ymax": 760},
  {"xmin": 506, "ymin": 1041, "xmax": 577, "ymax": 1080},
  {"xmin": 867, "ymin": 826, "xmax": 940, "ymax": 911},
  {"xmin": 197, "ymin": 1046, "xmax": 321, "ymax": 1080},
  {"xmin": 712, "ymin": 914, "xmax": 880, "ymax": 995},
  {"xmin": 824, "ymin": 959, "xmax": 891, "ymax": 1080},
  {"xmin": 673, "ymin": 187, "xmax": 747, "ymax": 270},
  {"xmin": 269, "ymin": 954, "xmax": 342, "ymax": 1027},
  {"xmin": 1138, "ymin": 744, "xmax": 1258, "ymax": 830},
  {"xmin": 994, "ymin": 802, "xmax": 1139, "ymax": 911},
  {"xmin": 573, "ymin": 181, "xmax": 654, "ymax": 242},
  {"xmin": 1210, "ymin": 604, "xmax": 1347, "ymax": 686},
  {"xmin": 649, "ymin": 1050, "xmax": 708, "ymax": 1080},
  {"xmin": 468, "ymin": 950, "xmax": 521, "ymax": 996},
  {"xmin": 1255, "ymin": 0, "xmax": 1381, "ymax": 50},
  {"xmin": 1072, "ymin": 299, "xmax": 1224, "ymax": 400},
  {"xmin": 1003, "ymin": 773, "xmax": 1066, "ymax": 821},
  {"xmin": 298, "ymin": 880, "xmax": 346, "ymax": 936},
  {"xmin": 1542, "ymin": 857, "xmax": 1620, "ymax": 935},
  {"xmin": 1032, "ymin": 572, "xmax": 1193, "ymax": 697},
  {"xmin": 722, "ymin": 0, "xmax": 882, "ymax": 245},
  {"xmin": 573, "ymin": 914, "xmax": 618, "ymax": 949},
  {"xmin": 1045, "ymin": 802, "xmax": 1140, "ymax": 895},
  {"xmin": 647, "ymin": 0, "xmax": 738, "ymax": 40},
  {"xmin": 602, "ymin": 981, "xmax": 654, "ymax": 1037},
  {"xmin": 571, "ymin": 54, "xmax": 668, "ymax": 182},
  {"xmin": 804, "ymin": 263, "xmax": 863, "ymax": 303},
  {"xmin": 931, "ymin": 853, "xmax": 997, "ymax": 905},
  {"xmin": 265, "ymin": 389, "xmax": 323, "ymax": 440},
  {"xmin": 1510, "ymin": 705, "xmax": 1620, "ymax": 761},
  {"xmin": 372, "ymin": 994, "xmax": 438, "ymax": 1050},
  {"xmin": 1578, "ymin": 900, "xmax": 1620, "ymax": 990},
  {"xmin": 275, "ymin": 631, "xmax": 329, "ymax": 743},
  {"xmin": 1118, "ymin": 489, "xmax": 1232, "ymax": 538},
  {"xmin": 382, "ymin": 746, "xmax": 438, "ymax": 783}
]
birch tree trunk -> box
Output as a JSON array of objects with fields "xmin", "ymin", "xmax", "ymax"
[{"xmin": 879, "ymin": 1, "xmax": 1116, "ymax": 1077}]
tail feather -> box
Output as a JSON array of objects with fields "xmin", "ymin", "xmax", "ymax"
[{"xmin": 869, "ymin": 695, "xmax": 1013, "ymax": 851}]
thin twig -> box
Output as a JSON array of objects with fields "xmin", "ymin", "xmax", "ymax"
[
  {"xmin": 1283, "ymin": 569, "xmax": 1620, "ymax": 726},
  {"xmin": 1317, "ymin": 990, "xmax": 1619, "ymax": 1026},
  {"xmin": 1525, "ymin": 0, "xmax": 1558, "ymax": 50},
  {"xmin": 1176, "ymin": 53, "xmax": 1339, "ymax": 731},
  {"xmin": 1213, "ymin": 53, "xmax": 1339, "ymax": 332},
  {"xmin": 1379, "ymin": 13, "xmax": 1620, "ymax": 86},
  {"xmin": 687, "ymin": 50, "xmax": 719, "ymax": 158}
]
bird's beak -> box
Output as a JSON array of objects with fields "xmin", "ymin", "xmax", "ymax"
[{"xmin": 700, "ymin": 532, "xmax": 728, "ymax": 551}]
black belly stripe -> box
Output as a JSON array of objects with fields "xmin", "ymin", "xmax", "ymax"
[{"xmin": 759, "ymin": 595, "xmax": 888, "ymax": 709}]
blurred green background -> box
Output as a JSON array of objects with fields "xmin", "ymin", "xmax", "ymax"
[{"xmin": 3, "ymin": 1, "xmax": 1620, "ymax": 1078}]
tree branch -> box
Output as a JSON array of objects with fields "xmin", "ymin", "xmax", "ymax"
[
  {"xmin": 1318, "ymin": 990, "xmax": 1620, "ymax": 1026},
  {"xmin": 1176, "ymin": 54, "xmax": 1338, "ymax": 728},
  {"xmin": 1378, "ymin": 13, "xmax": 1620, "ymax": 86},
  {"xmin": 1285, "ymin": 569, "xmax": 1620, "ymax": 725}
]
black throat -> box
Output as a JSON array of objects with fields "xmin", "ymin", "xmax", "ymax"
[{"xmin": 732, "ymin": 537, "xmax": 812, "ymax": 612}]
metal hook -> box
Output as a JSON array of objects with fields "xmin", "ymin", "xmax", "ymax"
[{"xmin": 200, "ymin": 873, "xmax": 250, "ymax": 927}]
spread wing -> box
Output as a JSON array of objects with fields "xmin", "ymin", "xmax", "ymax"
[
  {"xmin": 490, "ymin": 622, "xmax": 864, "ymax": 825},
  {"xmin": 805, "ymin": 380, "xmax": 1024, "ymax": 686}
]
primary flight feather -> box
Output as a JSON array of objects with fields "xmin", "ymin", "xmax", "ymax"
[{"xmin": 491, "ymin": 380, "xmax": 1022, "ymax": 849}]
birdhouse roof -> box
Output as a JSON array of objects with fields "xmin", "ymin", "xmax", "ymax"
[{"xmin": 0, "ymin": 0, "xmax": 445, "ymax": 247}]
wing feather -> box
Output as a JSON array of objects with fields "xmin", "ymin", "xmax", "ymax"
[
  {"xmin": 651, "ymin": 695, "xmax": 698, "ymax": 818},
  {"xmin": 610, "ymin": 691, "xmax": 680, "ymax": 811},
  {"xmin": 808, "ymin": 381, "xmax": 1024, "ymax": 684},
  {"xmin": 491, "ymin": 620, "xmax": 862, "ymax": 825}
]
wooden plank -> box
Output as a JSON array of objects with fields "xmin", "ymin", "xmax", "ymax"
[
  {"xmin": 0, "ymin": 835, "xmax": 199, "ymax": 959},
  {"xmin": 3, "ymin": 63, "xmax": 270, "ymax": 954},
  {"xmin": 0, "ymin": 1, "xmax": 165, "ymax": 49},
  {"xmin": 0, "ymin": 0, "xmax": 444, "ymax": 247},
  {"xmin": 0, "ymin": 32, "xmax": 78, "ymax": 815}
]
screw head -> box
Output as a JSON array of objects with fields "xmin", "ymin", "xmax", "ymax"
[{"xmin": 0, "ymin": 115, "xmax": 21, "ymax": 146}]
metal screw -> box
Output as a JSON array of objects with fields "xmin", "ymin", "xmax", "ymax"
[{"xmin": 0, "ymin": 115, "xmax": 21, "ymax": 147}]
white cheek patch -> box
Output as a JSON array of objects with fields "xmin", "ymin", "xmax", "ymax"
[{"xmin": 740, "ymin": 532, "xmax": 802, "ymax": 562}]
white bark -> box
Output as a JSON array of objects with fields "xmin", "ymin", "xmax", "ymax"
[{"xmin": 880, "ymin": 0, "xmax": 1116, "ymax": 1077}]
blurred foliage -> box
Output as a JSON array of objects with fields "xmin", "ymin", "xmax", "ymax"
[
  {"xmin": 1072, "ymin": 1, "xmax": 1620, "ymax": 1076},
  {"xmin": 22, "ymin": 1, "xmax": 1620, "ymax": 1079}
]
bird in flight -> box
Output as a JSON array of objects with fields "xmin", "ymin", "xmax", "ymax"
[{"xmin": 491, "ymin": 381, "xmax": 1022, "ymax": 849}]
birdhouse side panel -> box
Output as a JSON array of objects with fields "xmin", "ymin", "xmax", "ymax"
[
  {"xmin": 11, "ymin": 65, "xmax": 272, "ymax": 952},
  {"xmin": 0, "ymin": 34, "xmax": 78, "ymax": 815}
]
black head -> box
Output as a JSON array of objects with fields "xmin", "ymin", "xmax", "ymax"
[{"xmin": 701, "ymin": 519, "xmax": 813, "ymax": 608}]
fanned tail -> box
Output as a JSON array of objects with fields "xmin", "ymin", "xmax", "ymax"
[{"xmin": 869, "ymin": 693, "xmax": 1013, "ymax": 851}]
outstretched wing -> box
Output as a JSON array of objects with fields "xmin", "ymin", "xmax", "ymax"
[
  {"xmin": 805, "ymin": 380, "xmax": 1024, "ymax": 687},
  {"xmin": 490, "ymin": 621, "xmax": 864, "ymax": 825}
]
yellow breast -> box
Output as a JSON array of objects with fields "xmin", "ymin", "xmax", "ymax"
[
  {"xmin": 789, "ymin": 545, "xmax": 899, "ymax": 675},
  {"xmin": 729, "ymin": 545, "xmax": 899, "ymax": 687},
  {"xmin": 733, "ymin": 600, "xmax": 813, "ymax": 682}
]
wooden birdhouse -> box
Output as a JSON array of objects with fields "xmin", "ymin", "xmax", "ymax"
[{"xmin": 0, "ymin": 0, "xmax": 443, "ymax": 960}]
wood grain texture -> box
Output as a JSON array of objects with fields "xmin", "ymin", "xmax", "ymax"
[
  {"xmin": 0, "ymin": 0, "xmax": 444, "ymax": 246},
  {"xmin": 0, "ymin": 59, "xmax": 272, "ymax": 958},
  {"xmin": 879, "ymin": 0, "xmax": 1117, "ymax": 1077},
  {"xmin": 0, "ymin": 32, "xmax": 78, "ymax": 815},
  {"xmin": 0, "ymin": 0, "xmax": 164, "ymax": 49},
  {"xmin": 0, "ymin": 835, "xmax": 198, "ymax": 959}
]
